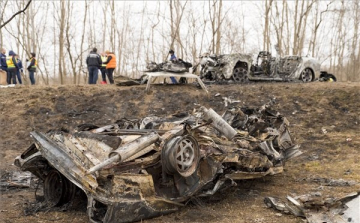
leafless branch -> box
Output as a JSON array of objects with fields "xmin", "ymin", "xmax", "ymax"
[{"xmin": 0, "ymin": 0, "xmax": 32, "ymax": 29}]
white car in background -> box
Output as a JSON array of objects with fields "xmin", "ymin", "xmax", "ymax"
[{"xmin": 199, "ymin": 50, "xmax": 321, "ymax": 83}]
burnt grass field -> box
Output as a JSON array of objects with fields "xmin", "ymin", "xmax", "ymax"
[{"xmin": 0, "ymin": 82, "xmax": 359, "ymax": 223}]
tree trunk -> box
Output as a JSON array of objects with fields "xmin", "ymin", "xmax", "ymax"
[
  {"xmin": 263, "ymin": 0, "xmax": 273, "ymax": 51},
  {"xmin": 350, "ymin": 1, "xmax": 359, "ymax": 81},
  {"xmin": 77, "ymin": 0, "xmax": 88, "ymax": 84},
  {"xmin": 215, "ymin": 0, "xmax": 222, "ymax": 54},
  {"xmin": 59, "ymin": 0, "xmax": 66, "ymax": 84}
]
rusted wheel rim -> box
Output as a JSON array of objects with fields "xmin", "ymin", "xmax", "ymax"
[
  {"xmin": 162, "ymin": 135, "xmax": 199, "ymax": 177},
  {"xmin": 233, "ymin": 67, "xmax": 248, "ymax": 82},
  {"xmin": 176, "ymin": 138, "xmax": 196, "ymax": 172}
]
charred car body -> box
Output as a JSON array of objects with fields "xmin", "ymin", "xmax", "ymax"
[
  {"xmin": 145, "ymin": 59, "xmax": 193, "ymax": 84},
  {"xmin": 198, "ymin": 50, "xmax": 321, "ymax": 83},
  {"xmin": 15, "ymin": 101, "xmax": 301, "ymax": 223},
  {"xmin": 146, "ymin": 59, "xmax": 193, "ymax": 73},
  {"xmin": 198, "ymin": 53, "xmax": 252, "ymax": 83}
]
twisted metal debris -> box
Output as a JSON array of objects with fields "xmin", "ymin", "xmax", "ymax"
[{"xmin": 15, "ymin": 100, "xmax": 301, "ymax": 223}]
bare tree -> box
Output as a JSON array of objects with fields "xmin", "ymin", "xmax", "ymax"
[
  {"xmin": 263, "ymin": 0, "xmax": 273, "ymax": 51},
  {"xmin": 0, "ymin": 0, "xmax": 10, "ymax": 44},
  {"xmin": 270, "ymin": 0, "xmax": 285, "ymax": 55},
  {"xmin": 110, "ymin": 0, "xmax": 116, "ymax": 52},
  {"xmin": 309, "ymin": 1, "xmax": 332, "ymax": 57},
  {"xmin": 58, "ymin": 0, "xmax": 66, "ymax": 84},
  {"xmin": 350, "ymin": 0, "xmax": 359, "ymax": 81},
  {"xmin": 169, "ymin": 0, "xmax": 188, "ymax": 58},
  {"xmin": 292, "ymin": 0, "xmax": 315, "ymax": 55},
  {"xmin": 116, "ymin": 2, "xmax": 130, "ymax": 76},
  {"xmin": 209, "ymin": 0, "xmax": 223, "ymax": 54},
  {"xmin": 334, "ymin": 1, "xmax": 346, "ymax": 81}
]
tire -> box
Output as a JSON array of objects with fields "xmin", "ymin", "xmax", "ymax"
[
  {"xmin": 44, "ymin": 170, "xmax": 76, "ymax": 207},
  {"xmin": 300, "ymin": 68, "xmax": 313, "ymax": 82}
]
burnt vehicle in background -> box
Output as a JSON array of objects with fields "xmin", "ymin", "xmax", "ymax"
[
  {"xmin": 145, "ymin": 59, "xmax": 193, "ymax": 84},
  {"xmin": 250, "ymin": 51, "xmax": 321, "ymax": 82},
  {"xmin": 198, "ymin": 52, "xmax": 252, "ymax": 83},
  {"xmin": 198, "ymin": 49, "xmax": 321, "ymax": 83},
  {"xmin": 15, "ymin": 101, "xmax": 301, "ymax": 223},
  {"xmin": 146, "ymin": 59, "xmax": 193, "ymax": 73}
]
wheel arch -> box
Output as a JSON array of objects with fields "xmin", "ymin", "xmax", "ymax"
[{"xmin": 234, "ymin": 60, "xmax": 249, "ymax": 70}]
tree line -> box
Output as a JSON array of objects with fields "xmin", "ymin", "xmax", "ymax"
[{"xmin": 0, "ymin": 0, "xmax": 359, "ymax": 84}]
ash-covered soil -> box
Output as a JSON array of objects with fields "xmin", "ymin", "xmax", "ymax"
[{"xmin": 0, "ymin": 82, "xmax": 359, "ymax": 223}]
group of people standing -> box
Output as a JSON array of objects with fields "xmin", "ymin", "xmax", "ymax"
[
  {"xmin": 86, "ymin": 48, "xmax": 116, "ymax": 85},
  {"xmin": 0, "ymin": 48, "xmax": 37, "ymax": 85}
]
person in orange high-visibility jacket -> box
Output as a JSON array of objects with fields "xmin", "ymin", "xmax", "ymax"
[{"xmin": 103, "ymin": 50, "xmax": 116, "ymax": 84}]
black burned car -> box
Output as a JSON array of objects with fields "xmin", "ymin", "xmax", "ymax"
[
  {"xmin": 15, "ymin": 101, "xmax": 301, "ymax": 223},
  {"xmin": 146, "ymin": 59, "xmax": 192, "ymax": 73}
]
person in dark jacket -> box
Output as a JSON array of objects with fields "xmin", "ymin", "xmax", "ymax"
[
  {"xmin": 0, "ymin": 48, "xmax": 9, "ymax": 83},
  {"xmin": 26, "ymin": 52, "xmax": 37, "ymax": 85},
  {"xmin": 6, "ymin": 50, "xmax": 19, "ymax": 84},
  {"xmin": 15, "ymin": 55, "xmax": 23, "ymax": 84},
  {"xmin": 168, "ymin": 49, "xmax": 178, "ymax": 84},
  {"xmin": 86, "ymin": 47, "xmax": 102, "ymax": 84}
]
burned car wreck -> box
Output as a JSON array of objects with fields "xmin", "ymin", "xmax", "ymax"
[
  {"xmin": 15, "ymin": 101, "xmax": 302, "ymax": 223},
  {"xmin": 146, "ymin": 59, "xmax": 193, "ymax": 73},
  {"xmin": 198, "ymin": 49, "xmax": 321, "ymax": 83}
]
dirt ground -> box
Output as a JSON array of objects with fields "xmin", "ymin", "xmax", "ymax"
[{"xmin": 0, "ymin": 81, "xmax": 359, "ymax": 223}]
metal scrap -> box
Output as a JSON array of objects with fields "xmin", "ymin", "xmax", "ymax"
[
  {"xmin": 265, "ymin": 192, "xmax": 360, "ymax": 223},
  {"xmin": 0, "ymin": 171, "xmax": 34, "ymax": 191},
  {"xmin": 15, "ymin": 100, "xmax": 301, "ymax": 223}
]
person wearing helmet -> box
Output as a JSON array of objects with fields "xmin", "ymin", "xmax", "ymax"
[
  {"xmin": 168, "ymin": 49, "xmax": 177, "ymax": 84},
  {"xmin": 26, "ymin": 52, "xmax": 37, "ymax": 85}
]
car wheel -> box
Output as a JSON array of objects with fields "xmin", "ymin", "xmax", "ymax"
[
  {"xmin": 162, "ymin": 135, "xmax": 199, "ymax": 177},
  {"xmin": 44, "ymin": 170, "xmax": 76, "ymax": 207},
  {"xmin": 300, "ymin": 68, "xmax": 313, "ymax": 82},
  {"xmin": 232, "ymin": 67, "xmax": 248, "ymax": 82}
]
